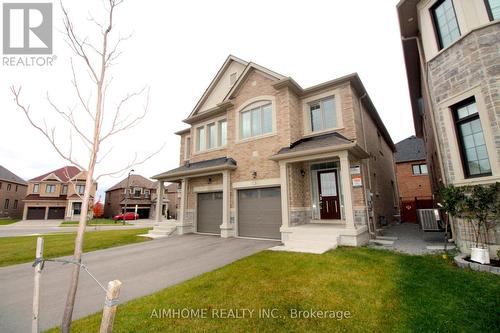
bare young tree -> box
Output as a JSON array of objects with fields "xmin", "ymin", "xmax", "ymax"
[{"xmin": 11, "ymin": 1, "xmax": 162, "ymax": 331}]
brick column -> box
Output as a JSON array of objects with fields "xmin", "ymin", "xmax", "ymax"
[
  {"xmin": 339, "ymin": 151, "xmax": 355, "ymax": 229},
  {"xmin": 220, "ymin": 170, "xmax": 232, "ymax": 238}
]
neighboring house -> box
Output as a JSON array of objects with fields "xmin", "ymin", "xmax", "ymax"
[
  {"xmin": 104, "ymin": 174, "xmax": 169, "ymax": 219},
  {"xmin": 0, "ymin": 165, "xmax": 28, "ymax": 219},
  {"xmin": 164, "ymin": 183, "xmax": 180, "ymax": 219},
  {"xmin": 397, "ymin": 0, "xmax": 500, "ymax": 253},
  {"xmin": 23, "ymin": 166, "xmax": 97, "ymax": 220},
  {"xmin": 395, "ymin": 136, "xmax": 433, "ymax": 223},
  {"xmin": 152, "ymin": 55, "xmax": 398, "ymax": 250}
]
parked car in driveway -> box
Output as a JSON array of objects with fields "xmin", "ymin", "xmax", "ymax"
[{"xmin": 112, "ymin": 212, "xmax": 139, "ymax": 221}]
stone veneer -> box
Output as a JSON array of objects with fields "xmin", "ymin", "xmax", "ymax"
[{"xmin": 427, "ymin": 23, "xmax": 500, "ymax": 184}]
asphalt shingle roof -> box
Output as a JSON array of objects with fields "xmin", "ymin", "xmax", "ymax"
[
  {"xmin": 153, "ymin": 157, "xmax": 237, "ymax": 179},
  {"xmin": 107, "ymin": 174, "xmax": 156, "ymax": 192},
  {"xmin": 395, "ymin": 136, "xmax": 427, "ymax": 163},
  {"xmin": 30, "ymin": 166, "xmax": 81, "ymax": 182},
  {"xmin": 276, "ymin": 132, "xmax": 353, "ymax": 155},
  {"xmin": 0, "ymin": 165, "xmax": 27, "ymax": 185}
]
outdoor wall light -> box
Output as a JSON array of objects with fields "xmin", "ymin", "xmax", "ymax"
[
  {"xmin": 251, "ymin": 171, "xmax": 257, "ymax": 179},
  {"xmin": 208, "ymin": 177, "xmax": 212, "ymax": 184},
  {"xmin": 300, "ymin": 169, "xmax": 306, "ymax": 177}
]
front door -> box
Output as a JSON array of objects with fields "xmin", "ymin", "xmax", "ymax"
[{"xmin": 317, "ymin": 170, "xmax": 341, "ymax": 219}]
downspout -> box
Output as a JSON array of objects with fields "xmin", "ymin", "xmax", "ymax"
[
  {"xmin": 401, "ymin": 35, "xmax": 446, "ymax": 188},
  {"xmin": 359, "ymin": 93, "xmax": 376, "ymax": 236}
]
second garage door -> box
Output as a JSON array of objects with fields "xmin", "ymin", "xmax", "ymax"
[
  {"xmin": 197, "ymin": 192, "xmax": 222, "ymax": 234},
  {"xmin": 238, "ymin": 187, "xmax": 282, "ymax": 239},
  {"xmin": 47, "ymin": 207, "xmax": 65, "ymax": 219}
]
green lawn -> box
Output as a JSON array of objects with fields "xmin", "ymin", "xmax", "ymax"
[
  {"xmin": 0, "ymin": 228, "xmax": 151, "ymax": 267},
  {"xmin": 0, "ymin": 219, "xmax": 20, "ymax": 225},
  {"xmin": 46, "ymin": 248, "xmax": 500, "ymax": 333},
  {"xmin": 60, "ymin": 218, "xmax": 131, "ymax": 226}
]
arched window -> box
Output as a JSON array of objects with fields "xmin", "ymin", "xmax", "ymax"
[{"xmin": 239, "ymin": 100, "xmax": 273, "ymax": 139}]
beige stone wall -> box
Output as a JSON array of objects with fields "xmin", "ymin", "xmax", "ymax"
[
  {"xmin": 427, "ymin": 23, "xmax": 500, "ymax": 185},
  {"xmin": 186, "ymin": 174, "xmax": 223, "ymax": 210}
]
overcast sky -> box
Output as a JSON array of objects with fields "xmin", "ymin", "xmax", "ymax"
[{"xmin": 0, "ymin": 0, "xmax": 413, "ymax": 201}]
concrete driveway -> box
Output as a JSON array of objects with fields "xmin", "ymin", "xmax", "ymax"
[{"xmin": 0, "ymin": 234, "xmax": 275, "ymax": 332}]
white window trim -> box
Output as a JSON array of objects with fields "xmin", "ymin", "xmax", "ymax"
[
  {"xmin": 302, "ymin": 89, "xmax": 343, "ymax": 136},
  {"xmin": 440, "ymin": 85, "xmax": 499, "ymax": 184},
  {"xmin": 33, "ymin": 183, "xmax": 39, "ymax": 193},
  {"xmin": 45, "ymin": 184, "xmax": 56, "ymax": 193},
  {"xmin": 193, "ymin": 115, "xmax": 228, "ymax": 155},
  {"xmin": 234, "ymin": 95, "xmax": 277, "ymax": 144},
  {"xmin": 133, "ymin": 187, "xmax": 142, "ymax": 197}
]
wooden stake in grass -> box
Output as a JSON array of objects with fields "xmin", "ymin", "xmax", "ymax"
[
  {"xmin": 99, "ymin": 280, "xmax": 122, "ymax": 333},
  {"xmin": 32, "ymin": 237, "xmax": 44, "ymax": 333}
]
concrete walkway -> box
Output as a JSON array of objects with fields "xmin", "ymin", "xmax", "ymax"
[
  {"xmin": 374, "ymin": 223, "xmax": 452, "ymax": 255},
  {"xmin": 0, "ymin": 235, "xmax": 274, "ymax": 332}
]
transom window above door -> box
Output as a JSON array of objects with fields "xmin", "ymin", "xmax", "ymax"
[
  {"xmin": 240, "ymin": 101, "xmax": 273, "ymax": 139},
  {"xmin": 195, "ymin": 119, "xmax": 227, "ymax": 152},
  {"xmin": 309, "ymin": 97, "xmax": 337, "ymax": 132}
]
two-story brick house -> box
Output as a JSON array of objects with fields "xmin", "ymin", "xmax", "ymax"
[
  {"xmin": 395, "ymin": 136, "xmax": 433, "ymax": 223},
  {"xmin": 0, "ymin": 165, "xmax": 28, "ymax": 219},
  {"xmin": 397, "ymin": 0, "xmax": 499, "ymax": 255},
  {"xmin": 104, "ymin": 174, "xmax": 169, "ymax": 219},
  {"xmin": 23, "ymin": 166, "xmax": 97, "ymax": 220},
  {"xmin": 153, "ymin": 56, "xmax": 398, "ymax": 252}
]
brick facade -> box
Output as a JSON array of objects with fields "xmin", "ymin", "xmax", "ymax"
[
  {"xmin": 396, "ymin": 160, "xmax": 432, "ymax": 198},
  {"xmin": 0, "ymin": 181, "xmax": 27, "ymax": 219}
]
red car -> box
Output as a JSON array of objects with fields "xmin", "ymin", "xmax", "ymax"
[{"xmin": 112, "ymin": 212, "xmax": 139, "ymax": 221}]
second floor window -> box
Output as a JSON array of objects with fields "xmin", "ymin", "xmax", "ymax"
[
  {"xmin": 485, "ymin": 0, "xmax": 500, "ymax": 20},
  {"xmin": 4, "ymin": 199, "xmax": 9, "ymax": 209},
  {"xmin": 195, "ymin": 119, "xmax": 227, "ymax": 152},
  {"xmin": 144, "ymin": 190, "xmax": 150, "ymax": 198},
  {"xmin": 431, "ymin": 0, "xmax": 460, "ymax": 50},
  {"xmin": 412, "ymin": 164, "xmax": 428, "ymax": 175},
  {"xmin": 76, "ymin": 185, "xmax": 85, "ymax": 195},
  {"xmin": 310, "ymin": 97, "xmax": 336, "ymax": 132},
  {"xmin": 46, "ymin": 184, "xmax": 56, "ymax": 193},
  {"xmin": 453, "ymin": 98, "xmax": 491, "ymax": 178},
  {"xmin": 61, "ymin": 185, "xmax": 68, "ymax": 195},
  {"xmin": 241, "ymin": 102, "xmax": 272, "ymax": 139},
  {"xmin": 33, "ymin": 184, "xmax": 39, "ymax": 193},
  {"xmin": 7, "ymin": 184, "xmax": 11, "ymax": 191},
  {"xmin": 134, "ymin": 188, "xmax": 141, "ymax": 197}
]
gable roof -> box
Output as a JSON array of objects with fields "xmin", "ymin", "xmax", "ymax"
[
  {"xmin": 223, "ymin": 61, "xmax": 285, "ymax": 101},
  {"xmin": 395, "ymin": 135, "xmax": 426, "ymax": 163},
  {"xmin": 106, "ymin": 174, "xmax": 156, "ymax": 192},
  {"xmin": 30, "ymin": 166, "xmax": 81, "ymax": 182},
  {"xmin": 187, "ymin": 55, "xmax": 248, "ymax": 119},
  {"xmin": 0, "ymin": 165, "xmax": 27, "ymax": 185}
]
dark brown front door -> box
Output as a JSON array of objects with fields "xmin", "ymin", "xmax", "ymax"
[{"xmin": 317, "ymin": 170, "xmax": 341, "ymax": 220}]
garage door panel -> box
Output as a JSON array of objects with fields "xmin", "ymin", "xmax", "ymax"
[
  {"xmin": 47, "ymin": 207, "xmax": 65, "ymax": 219},
  {"xmin": 238, "ymin": 187, "xmax": 281, "ymax": 239},
  {"xmin": 27, "ymin": 207, "xmax": 46, "ymax": 220},
  {"xmin": 197, "ymin": 192, "xmax": 222, "ymax": 234}
]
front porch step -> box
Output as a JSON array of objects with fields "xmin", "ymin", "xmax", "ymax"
[
  {"xmin": 270, "ymin": 239, "xmax": 337, "ymax": 254},
  {"xmin": 139, "ymin": 223, "xmax": 177, "ymax": 239},
  {"xmin": 369, "ymin": 239, "xmax": 395, "ymax": 246},
  {"xmin": 375, "ymin": 236, "xmax": 398, "ymax": 241}
]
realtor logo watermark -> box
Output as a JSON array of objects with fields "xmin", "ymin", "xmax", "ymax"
[{"xmin": 2, "ymin": 2, "xmax": 55, "ymax": 66}]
